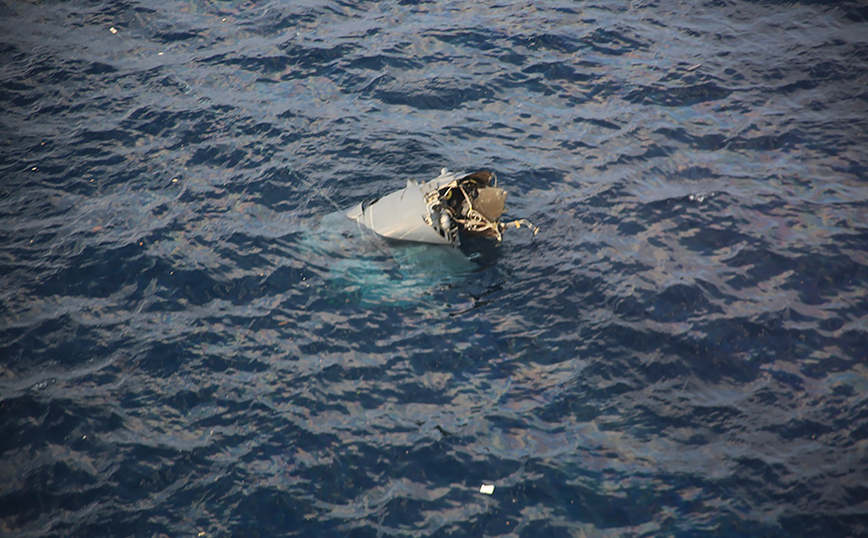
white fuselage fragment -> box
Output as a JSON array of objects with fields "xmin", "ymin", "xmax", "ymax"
[{"xmin": 347, "ymin": 169, "xmax": 506, "ymax": 247}]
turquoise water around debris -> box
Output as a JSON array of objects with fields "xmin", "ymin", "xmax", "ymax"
[{"xmin": 1, "ymin": 1, "xmax": 867, "ymax": 537}]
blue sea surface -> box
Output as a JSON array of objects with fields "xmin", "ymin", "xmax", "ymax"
[{"xmin": 1, "ymin": 1, "xmax": 867, "ymax": 536}]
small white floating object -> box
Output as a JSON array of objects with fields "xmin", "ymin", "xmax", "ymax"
[
  {"xmin": 479, "ymin": 484, "xmax": 495, "ymax": 495},
  {"xmin": 109, "ymin": 27, "xmax": 118, "ymax": 34}
]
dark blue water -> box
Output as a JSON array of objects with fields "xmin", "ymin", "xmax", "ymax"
[{"xmin": 2, "ymin": 1, "xmax": 868, "ymax": 536}]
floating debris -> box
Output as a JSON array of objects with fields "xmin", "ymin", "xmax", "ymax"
[{"xmin": 347, "ymin": 168, "xmax": 537, "ymax": 247}]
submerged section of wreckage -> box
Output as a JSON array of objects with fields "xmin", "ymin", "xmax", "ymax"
[{"xmin": 347, "ymin": 168, "xmax": 537, "ymax": 247}]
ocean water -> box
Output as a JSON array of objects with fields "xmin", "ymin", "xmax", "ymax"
[{"xmin": 1, "ymin": 0, "xmax": 867, "ymax": 536}]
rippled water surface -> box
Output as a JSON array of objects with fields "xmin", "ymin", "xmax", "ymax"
[{"xmin": 2, "ymin": 1, "xmax": 868, "ymax": 536}]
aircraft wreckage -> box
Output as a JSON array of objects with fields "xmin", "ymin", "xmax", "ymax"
[{"xmin": 347, "ymin": 168, "xmax": 537, "ymax": 248}]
